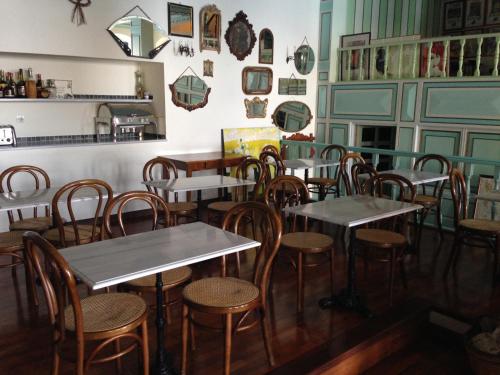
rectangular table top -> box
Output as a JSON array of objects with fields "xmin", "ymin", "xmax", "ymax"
[
  {"xmin": 284, "ymin": 158, "xmax": 339, "ymax": 170},
  {"xmin": 158, "ymin": 151, "xmax": 243, "ymax": 163},
  {"xmin": 382, "ymin": 169, "xmax": 449, "ymax": 185},
  {"xmin": 476, "ymin": 190, "xmax": 500, "ymax": 202},
  {"xmin": 142, "ymin": 175, "xmax": 255, "ymax": 193},
  {"xmin": 283, "ymin": 195, "xmax": 422, "ymax": 228},
  {"xmin": 60, "ymin": 221, "xmax": 260, "ymax": 290}
]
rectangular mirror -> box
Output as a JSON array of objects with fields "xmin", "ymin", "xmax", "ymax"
[
  {"xmin": 200, "ymin": 5, "xmax": 221, "ymax": 53},
  {"xmin": 278, "ymin": 78, "xmax": 306, "ymax": 95},
  {"xmin": 242, "ymin": 67, "xmax": 272, "ymax": 95}
]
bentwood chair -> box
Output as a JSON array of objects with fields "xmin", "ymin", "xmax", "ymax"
[
  {"xmin": 356, "ymin": 173, "xmax": 416, "ymax": 305},
  {"xmin": 351, "ymin": 162, "xmax": 379, "ymax": 195},
  {"xmin": 339, "ymin": 153, "xmax": 366, "ymax": 196},
  {"xmin": 307, "ymin": 144, "xmax": 347, "ymax": 200},
  {"xmin": 143, "ymin": 157, "xmax": 197, "ymax": 226},
  {"xmin": 0, "ymin": 230, "xmax": 25, "ymax": 282},
  {"xmin": 264, "ymin": 175, "xmax": 335, "ymax": 314},
  {"xmin": 103, "ymin": 191, "xmax": 192, "ymax": 325},
  {"xmin": 261, "ymin": 144, "xmax": 281, "ymax": 156},
  {"xmin": 181, "ymin": 202, "xmax": 281, "ymax": 375},
  {"xmin": 443, "ymin": 169, "xmax": 500, "ymax": 287},
  {"xmin": 43, "ymin": 179, "xmax": 112, "ymax": 248},
  {"xmin": 23, "ymin": 231, "xmax": 149, "ymax": 375},
  {"xmin": 259, "ymin": 150, "xmax": 286, "ymax": 185},
  {"xmin": 0, "ymin": 165, "xmax": 53, "ymax": 232}
]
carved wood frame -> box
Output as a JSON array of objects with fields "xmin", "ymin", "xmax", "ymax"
[
  {"xmin": 199, "ymin": 4, "xmax": 221, "ymax": 53},
  {"xmin": 169, "ymin": 79, "xmax": 211, "ymax": 112},
  {"xmin": 271, "ymin": 101, "xmax": 313, "ymax": 132},
  {"xmin": 224, "ymin": 11, "xmax": 256, "ymax": 61},
  {"xmin": 242, "ymin": 67, "xmax": 273, "ymax": 95}
]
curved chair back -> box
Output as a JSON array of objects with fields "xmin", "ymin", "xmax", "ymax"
[
  {"xmin": 222, "ymin": 202, "xmax": 282, "ymax": 306},
  {"xmin": 234, "ymin": 158, "xmax": 266, "ymax": 202},
  {"xmin": 318, "ymin": 144, "xmax": 347, "ymax": 179},
  {"xmin": 0, "ymin": 165, "xmax": 51, "ymax": 225},
  {"xmin": 103, "ymin": 191, "xmax": 170, "ymax": 238},
  {"xmin": 259, "ymin": 150, "xmax": 286, "ymax": 185},
  {"xmin": 143, "ymin": 157, "xmax": 180, "ymax": 202},
  {"xmin": 339, "ymin": 153, "xmax": 366, "ymax": 196},
  {"xmin": 351, "ymin": 163, "xmax": 379, "ymax": 195},
  {"xmin": 52, "ymin": 179, "xmax": 113, "ymax": 247},
  {"xmin": 261, "ymin": 144, "xmax": 280, "ymax": 155},
  {"xmin": 413, "ymin": 154, "xmax": 451, "ymax": 197},
  {"xmin": 449, "ymin": 168, "xmax": 468, "ymax": 228}
]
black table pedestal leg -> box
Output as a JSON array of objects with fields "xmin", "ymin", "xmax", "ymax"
[{"xmin": 197, "ymin": 190, "xmax": 202, "ymax": 221}]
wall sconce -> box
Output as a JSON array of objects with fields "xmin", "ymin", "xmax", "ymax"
[
  {"xmin": 286, "ymin": 46, "xmax": 297, "ymax": 63},
  {"xmin": 173, "ymin": 40, "xmax": 194, "ymax": 57}
]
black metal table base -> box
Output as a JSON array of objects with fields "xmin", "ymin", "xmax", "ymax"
[{"xmin": 319, "ymin": 289, "xmax": 373, "ymax": 318}]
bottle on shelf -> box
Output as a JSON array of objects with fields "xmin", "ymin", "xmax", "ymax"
[
  {"xmin": 26, "ymin": 67, "xmax": 37, "ymax": 99},
  {"xmin": 5, "ymin": 72, "xmax": 16, "ymax": 98},
  {"xmin": 16, "ymin": 69, "xmax": 26, "ymax": 98},
  {"xmin": 0, "ymin": 70, "xmax": 6, "ymax": 98},
  {"xmin": 135, "ymin": 70, "xmax": 144, "ymax": 99},
  {"xmin": 35, "ymin": 73, "xmax": 43, "ymax": 98}
]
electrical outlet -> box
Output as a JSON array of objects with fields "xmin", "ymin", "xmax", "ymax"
[{"xmin": 16, "ymin": 115, "xmax": 24, "ymax": 123}]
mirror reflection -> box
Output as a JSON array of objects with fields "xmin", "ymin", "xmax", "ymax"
[
  {"xmin": 169, "ymin": 75, "xmax": 211, "ymax": 111},
  {"xmin": 294, "ymin": 45, "xmax": 315, "ymax": 75},
  {"xmin": 244, "ymin": 97, "xmax": 268, "ymax": 118},
  {"xmin": 108, "ymin": 7, "xmax": 169, "ymax": 59},
  {"xmin": 225, "ymin": 11, "xmax": 256, "ymax": 61},
  {"xmin": 242, "ymin": 67, "xmax": 272, "ymax": 95},
  {"xmin": 200, "ymin": 5, "xmax": 221, "ymax": 53},
  {"xmin": 259, "ymin": 29, "xmax": 273, "ymax": 64},
  {"xmin": 272, "ymin": 101, "xmax": 313, "ymax": 132}
]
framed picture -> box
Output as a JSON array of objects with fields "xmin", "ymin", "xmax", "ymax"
[
  {"xmin": 340, "ymin": 32, "xmax": 371, "ymax": 80},
  {"xmin": 168, "ymin": 3, "xmax": 193, "ymax": 37},
  {"xmin": 203, "ymin": 59, "xmax": 213, "ymax": 77},
  {"xmin": 420, "ymin": 42, "xmax": 446, "ymax": 77},
  {"xmin": 486, "ymin": 0, "xmax": 500, "ymax": 24},
  {"xmin": 465, "ymin": 0, "xmax": 485, "ymax": 27},
  {"xmin": 444, "ymin": 1, "xmax": 465, "ymax": 31},
  {"xmin": 474, "ymin": 175, "xmax": 500, "ymax": 220}
]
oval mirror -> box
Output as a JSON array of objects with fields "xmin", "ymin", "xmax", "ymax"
[
  {"xmin": 259, "ymin": 29, "xmax": 273, "ymax": 64},
  {"xmin": 169, "ymin": 75, "xmax": 211, "ymax": 111},
  {"xmin": 242, "ymin": 67, "xmax": 273, "ymax": 95},
  {"xmin": 294, "ymin": 45, "xmax": 315, "ymax": 75},
  {"xmin": 108, "ymin": 6, "xmax": 169, "ymax": 59},
  {"xmin": 200, "ymin": 5, "xmax": 221, "ymax": 53},
  {"xmin": 272, "ymin": 101, "xmax": 313, "ymax": 132},
  {"xmin": 225, "ymin": 11, "xmax": 256, "ymax": 61}
]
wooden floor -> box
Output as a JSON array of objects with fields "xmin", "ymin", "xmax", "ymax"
[{"xmin": 1, "ymin": 212, "xmax": 500, "ymax": 375}]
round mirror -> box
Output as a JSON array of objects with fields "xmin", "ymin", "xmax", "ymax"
[
  {"xmin": 169, "ymin": 75, "xmax": 211, "ymax": 111},
  {"xmin": 272, "ymin": 101, "xmax": 313, "ymax": 132},
  {"xmin": 294, "ymin": 45, "xmax": 315, "ymax": 75}
]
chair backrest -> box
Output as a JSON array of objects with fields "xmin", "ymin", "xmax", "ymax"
[
  {"xmin": 221, "ymin": 202, "xmax": 282, "ymax": 306},
  {"xmin": 261, "ymin": 144, "xmax": 280, "ymax": 155},
  {"xmin": 413, "ymin": 154, "xmax": 452, "ymax": 197},
  {"xmin": 23, "ymin": 231, "xmax": 84, "ymax": 370},
  {"xmin": 339, "ymin": 153, "xmax": 366, "ymax": 196},
  {"xmin": 0, "ymin": 165, "xmax": 51, "ymax": 224},
  {"xmin": 103, "ymin": 191, "xmax": 170, "ymax": 238},
  {"xmin": 319, "ymin": 144, "xmax": 347, "ymax": 179},
  {"xmin": 52, "ymin": 179, "xmax": 113, "ymax": 247},
  {"xmin": 233, "ymin": 158, "xmax": 266, "ymax": 202},
  {"xmin": 449, "ymin": 168, "xmax": 468, "ymax": 228},
  {"xmin": 259, "ymin": 150, "xmax": 286, "ymax": 185},
  {"xmin": 143, "ymin": 157, "xmax": 179, "ymax": 202},
  {"xmin": 351, "ymin": 162, "xmax": 379, "ymax": 195}
]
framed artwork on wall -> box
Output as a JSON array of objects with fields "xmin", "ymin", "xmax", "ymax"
[
  {"xmin": 340, "ymin": 32, "xmax": 371, "ymax": 80},
  {"xmin": 168, "ymin": 3, "xmax": 193, "ymax": 37},
  {"xmin": 465, "ymin": 0, "xmax": 485, "ymax": 28},
  {"xmin": 486, "ymin": 0, "xmax": 500, "ymax": 25},
  {"xmin": 444, "ymin": 1, "xmax": 465, "ymax": 31}
]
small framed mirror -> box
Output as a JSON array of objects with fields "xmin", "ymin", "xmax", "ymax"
[
  {"xmin": 244, "ymin": 97, "xmax": 268, "ymax": 118},
  {"xmin": 295, "ymin": 45, "xmax": 315, "ymax": 75},
  {"xmin": 107, "ymin": 6, "xmax": 170, "ymax": 59},
  {"xmin": 200, "ymin": 5, "xmax": 221, "ymax": 53},
  {"xmin": 272, "ymin": 101, "xmax": 313, "ymax": 132},
  {"xmin": 169, "ymin": 74, "xmax": 211, "ymax": 111},
  {"xmin": 225, "ymin": 11, "xmax": 256, "ymax": 61},
  {"xmin": 242, "ymin": 67, "xmax": 272, "ymax": 95},
  {"xmin": 259, "ymin": 29, "xmax": 273, "ymax": 64}
]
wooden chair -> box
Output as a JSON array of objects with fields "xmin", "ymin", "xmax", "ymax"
[
  {"xmin": 339, "ymin": 153, "xmax": 366, "ymax": 196},
  {"xmin": 443, "ymin": 169, "xmax": 500, "ymax": 287},
  {"xmin": 264, "ymin": 175, "xmax": 335, "ymax": 314},
  {"xmin": 261, "ymin": 144, "xmax": 280, "ymax": 155},
  {"xmin": 0, "ymin": 230, "xmax": 25, "ymax": 281},
  {"xmin": 0, "ymin": 165, "xmax": 53, "ymax": 232},
  {"xmin": 259, "ymin": 150, "xmax": 286, "ymax": 185},
  {"xmin": 307, "ymin": 144, "xmax": 347, "ymax": 200},
  {"xmin": 23, "ymin": 231, "xmax": 149, "ymax": 375},
  {"xmin": 351, "ymin": 162, "xmax": 379, "ymax": 195},
  {"xmin": 43, "ymin": 179, "xmax": 112, "ymax": 248},
  {"xmin": 102, "ymin": 191, "xmax": 192, "ymax": 325},
  {"xmin": 356, "ymin": 173, "xmax": 416, "ymax": 305},
  {"xmin": 143, "ymin": 157, "xmax": 197, "ymax": 226},
  {"xmin": 181, "ymin": 202, "xmax": 281, "ymax": 375}
]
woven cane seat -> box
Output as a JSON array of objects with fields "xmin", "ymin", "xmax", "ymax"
[
  {"xmin": 10, "ymin": 216, "xmax": 52, "ymax": 232},
  {"xmin": 126, "ymin": 266, "xmax": 192, "ymax": 288},
  {"xmin": 460, "ymin": 219, "xmax": 500, "ymax": 234},
  {"xmin": 0, "ymin": 231, "xmax": 24, "ymax": 252},
  {"xmin": 356, "ymin": 228, "xmax": 407, "ymax": 247},
  {"xmin": 183, "ymin": 277, "xmax": 259, "ymax": 310},
  {"xmin": 64, "ymin": 293, "xmax": 147, "ymax": 333},
  {"xmin": 167, "ymin": 202, "xmax": 197, "ymax": 213},
  {"xmin": 404, "ymin": 194, "xmax": 438, "ymax": 207},
  {"xmin": 207, "ymin": 201, "xmax": 238, "ymax": 212},
  {"xmin": 44, "ymin": 224, "xmax": 100, "ymax": 244},
  {"xmin": 281, "ymin": 232, "xmax": 333, "ymax": 253},
  {"xmin": 307, "ymin": 177, "xmax": 337, "ymax": 187}
]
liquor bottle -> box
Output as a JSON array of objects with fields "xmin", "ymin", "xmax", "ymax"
[
  {"xmin": 0, "ymin": 70, "xmax": 6, "ymax": 98},
  {"xmin": 25, "ymin": 68, "xmax": 37, "ymax": 99},
  {"xmin": 135, "ymin": 70, "xmax": 144, "ymax": 99},
  {"xmin": 16, "ymin": 69, "xmax": 26, "ymax": 98},
  {"xmin": 35, "ymin": 74, "xmax": 43, "ymax": 98},
  {"xmin": 5, "ymin": 72, "xmax": 16, "ymax": 98}
]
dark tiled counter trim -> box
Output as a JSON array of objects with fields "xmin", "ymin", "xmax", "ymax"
[{"xmin": 14, "ymin": 133, "xmax": 165, "ymax": 147}]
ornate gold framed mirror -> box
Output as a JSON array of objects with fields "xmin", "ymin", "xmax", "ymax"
[
  {"xmin": 272, "ymin": 101, "xmax": 313, "ymax": 132},
  {"xmin": 199, "ymin": 5, "xmax": 221, "ymax": 53},
  {"xmin": 244, "ymin": 97, "xmax": 268, "ymax": 118},
  {"xmin": 242, "ymin": 67, "xmax": 272, "ymax": 95}
]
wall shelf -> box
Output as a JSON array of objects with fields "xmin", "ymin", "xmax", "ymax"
[{"xmin": 0, "ymin": 98, "xmax": 153, "ymax": 103}]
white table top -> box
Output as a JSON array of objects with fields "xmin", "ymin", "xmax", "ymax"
[
  {"xmin": 284, "ymin": 158, "xmax": 339, "ymax": 170},
  {"xmin": 0, "ymin": 187, "xmax": 115, "ymax": 212},
  {"xmin": 383, "ymin": 169, "xmax": 449, "ymax": 185},
  {"xmin": 142, "ymin": 175, "xmax": 255, "ymax": 193},
  {"xmin": 60, "ymin": 221, "xmax": 260, "ymax": 290},
  {"xmin": 477, "ymin": 190, "xmax": 500, "ymax": 202},
  {"xmin": 283, "ymin": 195, "xmax": 422, "ymax": 228}
]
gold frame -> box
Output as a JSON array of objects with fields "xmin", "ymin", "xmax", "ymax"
[
  {"xmin": 199, "ymin": 4, "xmax": 221, "ymax": 53},
  {"xmin": 244, "ymin": 97, "xmax": 268, "ymax": 118}
]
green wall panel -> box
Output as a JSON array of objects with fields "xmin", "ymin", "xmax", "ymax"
[
  {"xmin": 330, "ymin": 124, "xmax": 348, "ymax": 145},
  {"xmin": 317, "ymin": 85, "xmax": 328, "ymax": 118},
  {"xmin": 318, "ymin": 72, "xmax": 329, "ymax": 81},
  {"xmin": 467, "ymin": 132, "xmax": 500, "ymax": 184},
  {"xmin": 316, "ymin": 123, "xmax": 327, "ymax": 143},
  {"xmin": 401, "ymin": 83, "xmax": 417, "ymax": 122},
  {"xmin": 397, "ymin": 127, "xmax": 414, "ymax": 168},
  {"xmin": 420, "ymin": 130, "xmax": 461, "ymax": 156},
  {"xmin": 319, "ymin": 11, "xmax": 332, "ymax": 61}
]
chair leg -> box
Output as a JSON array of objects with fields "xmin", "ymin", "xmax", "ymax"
[
  {"xmin": 181, "ymin": 304, "xmax": 189, "ymax": 375},
  {"xmin": 224, "ymin": 313, "xmax": 233, "ymax": 375},
  {"xmin": 141, "ymin": 320, "xmax": 149, "ymax": 375},
  {"xmin": 492, "ymin": 234, "xmax": 500, "ymax": 288},
  {"xmin": 389, "ymin": 248, "xmax": 396, "ymax": 306},
  {"xmin": 297, "ymin": 252, "xmax": 304, "ymax": 314},
  {"xmin": 114, "ymin": 339, "xmax": 123, "ymax": 374},
  {"xmin": 11, "ymin": 256, "xmax": 17, "ymax": 278},
  {"xmin": 260, "ymin": 308, "xmax": 275, "ymax": 366},
  {"xmin": 51, "ymin": 345, "xmax": 61, "ymax": 375},
  {"xmin": 329, "ymin": 247, "xmax": 335, "ymax": 295},
  {"xmin": 416, "ymin": 208, "xmax": 429, "ymax": 260},
  {"xmin": 399, "ymin": 256, "xmax": 408, "ymax": 289},
  {"xmin": 24, "ymin": 254, "xmax": 39, "ymax": 307},
  {"xmin": 436, "ymin": 204, "xmax": 444, "ymax": 240},
  {"xmin": 443, "ymin": 232, "xmax": 461, "ymax": 279}
]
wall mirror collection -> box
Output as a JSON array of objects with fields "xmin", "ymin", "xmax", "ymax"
[
  {"xmin": 272, "ymin": 101, "xmax": 312, "ymax": 132},
  {"xmin": 258, "ymin": 28, "xmax": 274, "ymax": 64},
  {"xmin": 242, "ymin": 67, "xmax": 273, "ymax": 95},
  {"xmin": 107, "ymin": 6, "xmax": 170, "ymax": 59},
  {"xmin": 199, "ymin": 4, "xmax": 221, "ymax": 53},
  {"xmin": 225, "ymin": 11, "xmax": 256, "ymax": 61},
  {"xmin": 169, "ymin": 73, "xmax": 211, "ymax": 111},
  {"xmin": 244, "ymin": 97, "xmax": 268, "ymax": 118}
]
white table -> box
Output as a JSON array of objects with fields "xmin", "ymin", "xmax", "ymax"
[
  {"xmin": 60, "ymin": 221, "xmax": 260, "ymax": 374},
  {"xmin": 284, "ymin": 158, "xmax": 340, "ymax": 180},
  {"xmin": 284, "ymin": 196, "xmax": 422, "ymax": 317},
  {"xmin": 382, "ymin": 169, "xmax": 449, "ymax": 185}
]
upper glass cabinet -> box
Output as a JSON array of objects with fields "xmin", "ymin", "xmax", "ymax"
[{"xmin": 108, "ymin": 6, "xmax": 170, "ymax": 59}]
